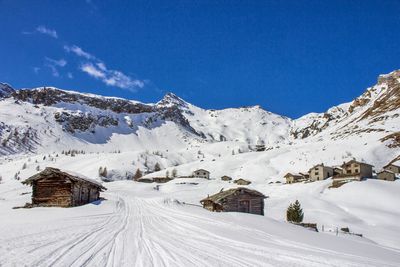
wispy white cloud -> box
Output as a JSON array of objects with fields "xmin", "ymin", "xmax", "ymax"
[
  {"xmin": 64, "ymin": 45, "xmax": 95, "ymax": 60},
  {"xmin": 36, "ymin": 25, "xmax": 58, "ymax": 38},
  {"xmin": 33, "ymin": 67, "xmax": 40, "ymax": 74},
  {"xmin": 22, "ymin": 25, "xmax": 58, "ymax": 39},
  {"xmin": 44, "ymin": 57, "xmax": 67, "ymax": 77},
  {"xmin": 65, "ymin": 44, "xmax": 144, "ymax": 90},
  {"xmin": 67, "ymin": 72, "xmax": 74, "ymax": 79},
  {"xmin": 80, "ymin": 62, "xmax": 144, "ymax": 91},
  {"xmin": 45, "ymin": 57, "xmax": 67, "ymax": 67}
]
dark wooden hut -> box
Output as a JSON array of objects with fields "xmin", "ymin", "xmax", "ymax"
[
  {"xmin": 22, "ymin": 167, "xmax": 106, "ymax": 207},
  {"xmin": 233, "ymin": 178, "xmax": 251, "ymax": 185},
  {"xmin": 221, "ymin": 175, "xmax": 232, "ymax": 181},
  {"xmin": 200, "ymin": 187, "xmax": 267, "ymax": 215}
]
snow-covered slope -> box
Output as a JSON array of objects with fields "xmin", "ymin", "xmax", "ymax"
[{"xmin": 0, "ymin": 69, "xmax": 400, "ymax": 266}]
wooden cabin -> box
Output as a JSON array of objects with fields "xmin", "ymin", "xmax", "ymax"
[
  {"xmin": 383, "ymin": 163, "xmax": 400, "ymax": 174},
  {"xmin": 22, "ymin": 167, "xmax": 106, "ymax": 207},
  {"xmin": 193, "ymin": 169, "xmax": 210, "ymax": 179},
  {"xmin": 284, "ymin": 173, "xmax": 305, "ymax": 184},
  {"xmin": 377, "ymin": 170, "xmax": 396, "ymax": 181},
  {"xmin": 200, "ymin": 187, "xmax": 267, "ymax": 215},
  {"xmin": 234, "ymin": 178, "xmax": 251, "ymax": 185},
  {"xmin": 221, "ymin": 175, "xmax": 232, "ymax": 181}
]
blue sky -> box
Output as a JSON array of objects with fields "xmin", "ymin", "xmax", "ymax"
[{"xmin": 0, "ymin": 0, "xmax": 399, "ymax": 118}]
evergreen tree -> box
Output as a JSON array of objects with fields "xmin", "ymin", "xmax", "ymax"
[
  {"xmin": 154, "ymin": 162, "xmax": 161, "ymax": 172},
  {"xmin": 165, "ymin": 170, "xmax": 170, "ymax": 178},
  {"xmin": 133, "ymin": 168, "xmax": 142, "ymax": 181},
  {"xmin": 286, "ymin": 200, "xmax": 304, "ymax": 223},
  {"xmin": 102, "ymin": 167, "xmax": 108, "ymax": 178},
  {"xmin": 171, "ymin": 168, "xmax": 178, "ymax": 178},
  {"xmin": 98, "ymin": 167, "xmax": 104, "ymax": 176}
]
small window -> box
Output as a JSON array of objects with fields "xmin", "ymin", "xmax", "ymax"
[{"xmin": 354, "ymin": 169, "xmax": 359, "ymax": 173}]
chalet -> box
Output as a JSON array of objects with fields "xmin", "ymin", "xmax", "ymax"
[
  {"xmin": 333, "ymin": 167, "xmax": 344, "ymax": 176},
  {"xmin": 22, "ymin": 167, "xmax": 106, "ymax": 207},
  {"xmin": 284, "ymin": 173, "xmax": 305, "ymax": 184},
  {"xmin": 234, "ymin": 178, "xmax": 251, "ymax": 185},
  {"xmin": 200, "ymin": 187, "xmax": 267, "ymax": 215},
  {"xmin": 255, "ymin": 139, "xmax": 266, "ymax": 152},
  {"xmin": 383, "ymin": 163, "xmax": 400, "ymax": 174},
  {"xmin": 193, "ymin": 169, "xmax": 210, "ymax": 179},
  {"xmin": 221, "ymin": 175, "xmax": 232, "ymax": 181},
  {"xmin": 333, "ymin": 160, "xmax": 374, "ymax": 181},
  {"xmin": 377, "ymin": 170, "xmax": 396, "ymax": 181},
  {"xmin": 308, "ymin": 164, "xmax": 334, "ymax": 182}
]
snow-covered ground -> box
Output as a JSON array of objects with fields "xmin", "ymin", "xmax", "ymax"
[{"xmin": 1, "ymin": 147, "xmax": 400, "ymax": 266}]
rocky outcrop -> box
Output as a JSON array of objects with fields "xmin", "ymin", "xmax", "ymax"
[
  {"xmin": 12, "ymin": 87, "xmax": 154, "ymax": 114},
  {"xmin": 0, "ymin": 83, "xmax": 15, "ymax": 98},
  {"xmin": 54, "ymin": 112, "xmax": 118, "ymax": 133}
]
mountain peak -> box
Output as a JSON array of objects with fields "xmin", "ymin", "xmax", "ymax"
[{"xmin": 157, "ymin": 92, "xmax": 188, "ymax": 108}]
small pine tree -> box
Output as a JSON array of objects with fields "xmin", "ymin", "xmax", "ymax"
[
  {"xmin": 98, "ymin": 167, "xmax": 104, "ymax": 176},
  {"xmin": 286, "ymin": 200, "xmax": 304, "ymax": 223},
  {"xmin": 133, "ymin": 168, "xmax": 142, "ymax": 181},
  {"xmin": 22, "ymin": 163, "xmax": 27, "ymax": 170},
  {"xmin": 165, "ymin": 170, "xmax": 170, "ymax": 178},
  {"xmin": 154, "ymin": 162, "xmax": 161, "ymax": 172},
  {"xmin": 102, "ymin": 167, "xmax": 108, "ymax": 178},
  {"xmin": 0, "ymin": 175, "xmax": 2, "ymax": 183},
  {"xmin": 171, "ymin": 168, "xmax": 178, "ymax": 178},
  {"xmin": 36, "ymin": 165, "xmax": 40, "ymax": 171}
]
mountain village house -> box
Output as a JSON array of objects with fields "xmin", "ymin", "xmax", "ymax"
[
  {"xmin": 200, "ymin": 187, "xmax": 267, "ymax": 215},
  {"xmin": 335, "ymin": 160, "xmax": 374, "ymax": 180},
  {"xmin": 377, "ymin": 170, "xmax": 396, "ymax": 181},
  {"xmin": 234, "ymin": 178, "xmax": 252, "ymax": 185},
  {"xmin": 331, "ymin": 160, "xmax": 374, "ymax": 188},
  {"xmin": 193, "ymin": 169, "xmax": 210, "ymax": 179},
  {"xmin": 308, "ymin": 164, "xmax": 334, "ymax": 181},
  {"xmin": 22, "ymin": 167, "xmax": 106, "ymax": 207},
  {"xmin": 383, "ymin": 163, "xmax": 400, "ymax": 174},
  {"xmin": 221, "ymin": 175, "xmax": 232, "ymax": 181},
  {"xmin": 284, "ymin": 173, "xmax": 305, "ymax": 184}
]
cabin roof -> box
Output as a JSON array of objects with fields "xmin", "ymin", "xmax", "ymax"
[
  {"xmin": 201, "ymin": 187, "xmax": 266, "ymax": 204},
  {"xmin": 341, "ymin": 160, "xmax": 374, "ymax": 167},
  {"xmin": 383, "ymin": 163, "xmax": 400, "ymax": 169},
  {"xmin": 193, "ymin": 169, "xmax": 210, "ymax": 173},
  {"xmin": 284, "ymin": 172, "xmax": 303, "ymax": 178},
  {"xmin": 22, "ymin": 167, "xmax": 106, "ymax": 190}
]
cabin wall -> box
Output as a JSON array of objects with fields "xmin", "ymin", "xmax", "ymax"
[
  {"xmin": 32, "ymin": 178, "xmax": 72, "ymax": 207},
  {"xmin": 72, "ymin": 183, "xmax": 100, "ymax": 206},
  {"xmin": 377, "ymin": 172, "xmax": 396, "ymax": 181},
  {"xmin": 222, "ymin": 194, "xmax": 264, "ymax": 215}
]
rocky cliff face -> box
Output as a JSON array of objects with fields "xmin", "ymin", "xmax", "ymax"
[
  {"xmin": 292, "ymin": 70, "xmax": 400, "ymax": 141},
  {"xmin": 0, "ymin": 83, "xmax": 15, "ymax": 98}
]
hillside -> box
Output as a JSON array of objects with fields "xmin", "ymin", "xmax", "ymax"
[{"xmin": 0, "ymin": 70, "xmax": 400, "ymax": 266}]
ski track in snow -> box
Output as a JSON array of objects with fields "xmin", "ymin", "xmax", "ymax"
[{"xmin": 0, "ymin": 187, "xmax": 398, "ymax": 267}]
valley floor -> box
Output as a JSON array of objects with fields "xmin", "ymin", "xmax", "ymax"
[{"xmin": 1, "ymin": 181, "xmax": 400, "ymax": 267}]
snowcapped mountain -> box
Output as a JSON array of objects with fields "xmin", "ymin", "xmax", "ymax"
[
  {"xmin": 292, "ymin": 70, "xmax": 400, "ymax": 146},
  {"xmin": 0, "ymin": 69, "xmax": 399, "ymax": 157}
]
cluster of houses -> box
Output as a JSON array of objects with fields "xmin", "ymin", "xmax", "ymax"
[
  {"xmin": 20, "ymin": 160, "xmax": 398, "ymax": 217},
  {"xmin": 284, "ymin": 160, "xmax": 399, "ymax": 187}
]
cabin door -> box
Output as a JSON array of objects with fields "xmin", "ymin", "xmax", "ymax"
[{"xmin": 238, "ymin": 200, "xmax": 250, "ymax": 213}]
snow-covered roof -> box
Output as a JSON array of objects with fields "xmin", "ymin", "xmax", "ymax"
[
  {"xmin": 23, "ymin": 167, "xmax": 106, "ymax": 190},
  {"xmin": 201, "ymin": 187, "xmax": 266, "ymax": 203}
]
